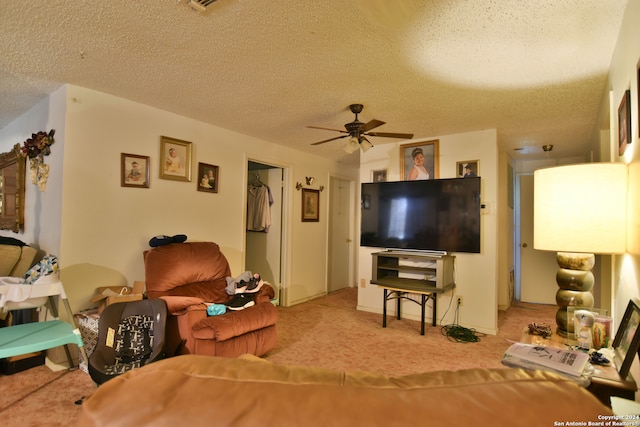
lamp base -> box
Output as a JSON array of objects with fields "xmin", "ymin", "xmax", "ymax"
[{"xmin": 554, "ymin": 252, "xmax": 595, "ymax": 337}]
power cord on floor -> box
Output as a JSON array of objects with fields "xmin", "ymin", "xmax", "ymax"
[{"xmin": 440, "ymin": 303, "xmax": 486, "ymax": 343}]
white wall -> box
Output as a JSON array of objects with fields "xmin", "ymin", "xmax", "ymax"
[
  {"xmin": 0, "ymin": 86, "xmax": 67, "ymax": 257},
  {"xmin": 357, "ymin": 129, "xmax": 500, "ymax": 334},
  {"xmin": 1, "ymin": 85, "xmax": 356, "ymax": 314},
  {"xmin": 597, "ymin": 0, "xmax": 640, "ymax": 394}
]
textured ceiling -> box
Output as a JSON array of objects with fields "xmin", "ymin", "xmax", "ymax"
[{"xmin": 0, "ymin": 0, "xmax": 629, "ymax": 166}]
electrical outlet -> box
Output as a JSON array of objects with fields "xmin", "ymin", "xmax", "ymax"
[
  {"xmin": 457, "ymin": 296, "xmax": 463, "ymax": 306},
  {"xmin": 360, "ymin": 278, "xmax": 366, "ymax": 288}
]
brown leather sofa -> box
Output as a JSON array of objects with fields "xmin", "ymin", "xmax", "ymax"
[
  {"xmin": 78, "ymin": 354, "xmax": 613, "ymax": 426},
  {"xmin": 143, "ymin": 242, "xmax": 277, "ymax": 357}
]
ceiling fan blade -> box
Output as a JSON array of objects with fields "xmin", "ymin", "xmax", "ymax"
[
  {"xmin": 311, "ymin": 135, "xmax": 349, "ymax": 145},
  {"xmin": 306, "ymin": 125, "xmax": 348, "ymax": 133},
  {"xmin": 365, "ymin": 131, "xmax": 414, "ymax": 139},
  {"xmin": 361, "ymin": 119, "xmax": 385, "ymax": 132}
]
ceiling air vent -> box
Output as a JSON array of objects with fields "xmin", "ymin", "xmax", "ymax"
[{"xmin": 188, "ymin": 0, "xmax": 217, "ymax": 13}]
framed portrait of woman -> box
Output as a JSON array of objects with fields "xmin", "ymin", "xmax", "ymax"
[{"xmin": 400, "ymin": 140, "xmax": 439, "ymax": 181}]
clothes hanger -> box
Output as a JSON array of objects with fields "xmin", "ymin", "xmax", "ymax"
[{"xmin": 251, "ymin": 173, "xmax": 265, "ymax": 186}]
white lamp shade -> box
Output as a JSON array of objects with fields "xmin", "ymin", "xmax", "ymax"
[
  {"xmin": 344, "ymin": 137, "xmax": 360, "ymax": 154},
  {"xmin": 360, "ymin": 139, "xmax": 373, "ymax": 152},
  {"xmin": 534, "ymin": 163, "xmax": 627, "ymax": 254}
]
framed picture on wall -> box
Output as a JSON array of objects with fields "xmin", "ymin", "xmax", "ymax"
[
  {"xmin": 301, "ymin": 188, "xmax": 320, "ymax": 222},
  {"xmin": 456, "ymin": 160, "xmax": 479, "ymax": 178},
  {"xmin": 400, "ymin": 140, "xmax": 439, "ymax": 181},
  {"xmin": 121, "ymin": 153, "xmax": 150, "ymax": 188},
  {"xmin": 618, "ymin": 89, "xmax": 631, "ymax": 156},
  {"xmin": 160, "ymin": 136, "xmax": 192, "ymax": 181},
  {"xmin": 197, "ymin": 162, "xmax": 219, "ymax": 193},
  {"xmin": 371, "ymin": 169, "xmax": 387, "ymax": 182}
]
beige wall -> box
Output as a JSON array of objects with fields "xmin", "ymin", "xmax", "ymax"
[
  {"xmin": 0, "ymin": 85, "xmax": 356, "ymax": 314},
  {"xmin": 0, "ymin": 87, "xmax": 67, "ymax": 256},
  {"xmin": 357, "ymin": 129, "xmax": 500, "ymax": 334},
  {"xmin": 598, "ymin": 0, "xmax": 640, "ymax": 391}
]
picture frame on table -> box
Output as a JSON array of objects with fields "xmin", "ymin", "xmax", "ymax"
[
  {"xmin": 612, "ymin": 299, "xmax": 640, "ymax": 379},
  {"xmin": 160, "ymin": 136, "xmax": 192, "ymax": 182},
  {"xmin": 618, "ymin": 90, "xmax": 631, "ymax": 156},
  {"xmin": 456, "ymin": 160, "xmax": 479, "ymax": 178},
  {"xmin": 301, "ymin": 188, "xmax": 320, "ymax": 222},
  {"xmin": 197, "ymin": 162, "xmax": 219, "ymax": 193},
  {"xmin": 400, "ymin": 140, "xmax": 439, "ymax": 181},
  {"xmin": 121, "ymin": 153, "xmax": 150, "ymax": 188}
]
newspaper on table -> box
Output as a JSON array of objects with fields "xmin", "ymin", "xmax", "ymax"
[{"xmin": 502, "ymin": 342, "xmax": 591, "ymax": 379}]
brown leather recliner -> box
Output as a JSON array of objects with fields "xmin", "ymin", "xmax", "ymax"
[{"xmin": 143, "ymin": 241, "xmax": 278, "ymax": 358}]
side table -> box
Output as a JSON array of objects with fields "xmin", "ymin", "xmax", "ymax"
[
  {"xmin": 520, "ymin": 328, "xmax": 637, "ymax": 407},
  {"xmin": 377, "ymin": 282, "xmax": 455, "ymax": 335}
]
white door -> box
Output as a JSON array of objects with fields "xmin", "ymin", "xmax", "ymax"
[
  {"xmin": 328, "ymin": 177, "xmax": 353, "ymax": 293},
  {"xmin": 518, "ymin": 174, "xmax": 558, "ymax": 304}
]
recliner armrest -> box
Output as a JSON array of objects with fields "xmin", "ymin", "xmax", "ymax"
[
  {"xmin": 191, "ymin": 302, "xmax": 278, "ymax": 342},
  {"xmin": 159, "ymin": 296, "xmax": 207, "ymax": 315},
  {"xmin": 254, "ymin": 283, "xmax": 275, "ymax": 304}
]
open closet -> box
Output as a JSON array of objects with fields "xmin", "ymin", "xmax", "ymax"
[{"xmin": 245, "ymin": 161, "xmax": 284, "ymax": 304}]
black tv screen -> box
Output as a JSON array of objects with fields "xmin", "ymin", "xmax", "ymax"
[{"xmin": 360, "ymin": 177, "xmax": 481, "ymax": 253}]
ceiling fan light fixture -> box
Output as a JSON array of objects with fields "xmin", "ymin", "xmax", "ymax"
[
  {"xmin": 308, "ymin": 104, "xmax": 412, "ymax": 153},
  {"xmin": 344, "ymin": 136, "xmax": 360, "ymax": 154},
  {"xmin": 360, "ymin": 138, "xmax": 373, "ymax": 152}
]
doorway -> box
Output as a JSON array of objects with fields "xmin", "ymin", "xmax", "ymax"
[
  {"xmin": 245, "ymin": 161, "xmax": 285, "ymax": 303},
  {"xmin": 328, "ymin": 176, "xmax": 355, "ymax": 293},
  {"xmin": 515, "ymin": 174, "xmax": 560, "ymax": 304}
]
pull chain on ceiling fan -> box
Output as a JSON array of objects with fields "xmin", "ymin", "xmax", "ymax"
[{"xmin": 307, "ymin": 104, "xmax": 414, "ymax": 153}]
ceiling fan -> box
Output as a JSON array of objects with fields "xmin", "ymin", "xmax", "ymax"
[{"xmin": 307, "ymin": 104, "xmax": 414, "ymax": 153}]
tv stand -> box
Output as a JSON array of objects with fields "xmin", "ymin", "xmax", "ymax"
[{"xmin": 371, "ymin": 251, "xmax": 456, "ymax": 335}]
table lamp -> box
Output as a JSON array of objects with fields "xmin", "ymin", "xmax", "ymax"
[{"xmin": 534, "ymin": 163, "xmax": 627, "ymax": 336}]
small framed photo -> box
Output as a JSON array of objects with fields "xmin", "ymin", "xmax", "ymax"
[
  {"xmin": 197, "ymin": 162, "xmax": 219, "ymax": 193},
  {"xmin": 612, "ymin": 299, "xmax": 640, "ymax": 379},
  {"xmin": 372, "ymin": 169, "xmax": 387, "ymax": 182},
  {"xmin": 456, "ymin": 160, "xmax": 479, "ymax": 178},
  {"xmin": 121, "ymin": 153, "xmax": 150, "ymax": 188},
  {"xmin": 400, "ymin": 140, "xmax": 439, "ymax": 181},
  {"xmin": 301, "ymin": 188, "xmax": 320, "ymax": 222},
  {"xmin": 160, "ymin": 136, "xmax": 192, "ymax": 181},
  {"xmin": 618, "ymin": 89, "xmax": 631, "ymax": 156}
]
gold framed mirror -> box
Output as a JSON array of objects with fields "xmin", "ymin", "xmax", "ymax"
[{"xmin": 0, "ymin": 144, "xmax": 26, "ymax": 232}]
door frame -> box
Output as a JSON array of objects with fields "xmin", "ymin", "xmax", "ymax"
[
  {"xmin": 328, "ymin": 175, "xmax": 357, "ymax": 292},
  {"xmin": 245, "ymin": 158, "xmax": 291, "ymax": 306}
]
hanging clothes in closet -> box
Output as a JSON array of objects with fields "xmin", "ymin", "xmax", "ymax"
[{"xmin": 247, "ymin": 173, "xmax": 273, "ymax": 232}]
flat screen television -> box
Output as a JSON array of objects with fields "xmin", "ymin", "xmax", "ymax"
[{"xmin": 360, "ymin": 177, "xmax": 481, "ymax": 253}]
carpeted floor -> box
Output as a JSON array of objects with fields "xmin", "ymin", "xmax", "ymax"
[
  {"xmin": 265, "ymin": 287, "xmax": 556, "ymax": 375},
  {"xmin": 0, "ymin": 287, "xmax": 556, "ymax": 425}
]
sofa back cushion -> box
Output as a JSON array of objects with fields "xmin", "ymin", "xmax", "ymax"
[
  {"xmin": 0, "ymin": 245, "xmax": 21, "ymax": 276},
  {"xmin": 144, "ymin": 242, "xmax": 231, "ymax": 302},
  {"xmin": 78, "ymin": 355, "xmax": 613, "ymax": 427}
]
